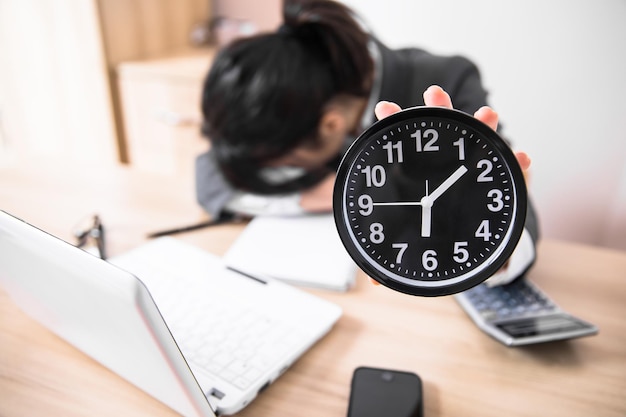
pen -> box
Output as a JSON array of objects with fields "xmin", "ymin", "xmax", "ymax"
[{"xmin": 147, "ymin": 211, "xmax": 248, "ymax": 238}]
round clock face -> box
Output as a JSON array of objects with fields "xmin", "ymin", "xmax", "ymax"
[{"xmin": 333, "ymin": 107, "xmax": 527, "ymax": 296}]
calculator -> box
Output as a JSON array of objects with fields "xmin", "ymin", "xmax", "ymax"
[{"xmin": 454, "ymin": 278, "xmax": 598, "ymax": 346}]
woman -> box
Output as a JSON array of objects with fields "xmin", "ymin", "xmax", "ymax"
[{"xmin": 197, "ymin": 0, "xmax": 538, "ymax": 284}]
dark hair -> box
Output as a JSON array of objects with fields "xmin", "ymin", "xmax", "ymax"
[{"xmin": 201, "ymin": 0, "xmax": 373, "ymax": 194}]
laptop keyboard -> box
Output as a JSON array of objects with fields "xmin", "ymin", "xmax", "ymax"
[
  {"xmin": 162, "ymin": 288, "xmax": 304, "ymax": 391},
  {"xmin": 112, "ymin": 252, "xmax": 311, "ymax": 392}
]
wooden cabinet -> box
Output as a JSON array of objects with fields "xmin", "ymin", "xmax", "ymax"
[
  {"xmin": 0, "ymin": 0, "xmax": 210, "ymax": 167},
  {"xmin": 117, "ymin": 50, "xmax": 215, "ymax": 177}
]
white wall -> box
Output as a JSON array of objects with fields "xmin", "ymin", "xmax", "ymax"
[{"xmin": 341, "ymin": 0, "xmax": 626, "ymax": 250}]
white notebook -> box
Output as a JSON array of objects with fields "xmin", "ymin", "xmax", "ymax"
[{"xmin": 224, "ymin": 214, "xmax": 357, "ymax": 292}]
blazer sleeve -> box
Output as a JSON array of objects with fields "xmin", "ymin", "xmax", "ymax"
[
  {"xmin": 195, "ymin": 150, "xmax": 308, "ymax": 218},
  {"xmin": 195, "ymin": 150, "xmax": 237, "ymax": 218}
]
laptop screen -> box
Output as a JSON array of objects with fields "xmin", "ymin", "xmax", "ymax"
[{"xmin": 0, "ymin": 211, "xmax": 216, "ymax": 417}]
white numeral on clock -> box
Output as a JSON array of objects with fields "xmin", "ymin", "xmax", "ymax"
[
  {"xmin": 392, "ymin": 243, "xmax": 408, "ymax": 263},
  {"xmin": 422, "ymin": 250, "xmax": 438, "ymax": 271},
  {"xmin": 487, "ymin": 189, "xmax": 504, "ymax": 212},
  {"xmin": 412, "ymin": 129, "xmax": 439, "ymax": 152},
  {"xmin": 453, "ymin": 137, "xmax": 465, "ymax": 161},
  {"xmin": 358, "ymin": 194, "xmax": 373, "ymax": 216},
  {"xmin": 369, "ymin": 223, "xmax": 385, "ymax": 244},
  {"xmin": 453, "ymin": 241, "xmax": 469, "ymax": 263},
  {"xmin": 475, "ymin": 220, "xmax": 492, "ymax": 241},
  {"xmin": 361, "ymin": 165, "xmax": 386, "ymax": 187},
  {"xmin": 383, "ymin": 141, "xmax": 403, "ymax": 163},
  {"xmin": 477, "ymin": 159, "xmax": 494, "ymax": 182}
]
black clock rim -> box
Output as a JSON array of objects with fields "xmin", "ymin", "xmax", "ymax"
[{"xmin": 333, "ymin": 106, "xmax": 528, "ymax": 297}]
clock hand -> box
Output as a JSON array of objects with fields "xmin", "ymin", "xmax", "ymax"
[
  {"xmin": 429, "ymin": 165, "xmax": 468, "ymax": 202},
  {"xmin": 421, "ymin": 195, "xmax": 433, "ymax": 237},
  {"xmin": 372, "ymin": 201, "xmax": 422, "ymax": 206},
  {"xmin": 420, "ymin": 168, "xmax": 466, "ymax": 238}
]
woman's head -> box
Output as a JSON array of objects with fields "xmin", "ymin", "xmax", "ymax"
[{"xmin": 201, "ymin": 0, "xmax": 373, "ymax": 194}]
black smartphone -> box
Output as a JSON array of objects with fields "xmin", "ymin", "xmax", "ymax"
[{"xmin": 347, "ymin": 367, "xmax": 423, "ymax": 417}]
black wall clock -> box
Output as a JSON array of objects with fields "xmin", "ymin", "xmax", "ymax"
[{"xmin": 333, "ymin": 107, "xmax": 527, "ymax": 296}]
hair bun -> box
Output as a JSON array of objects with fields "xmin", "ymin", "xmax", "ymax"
[{"xmin": 284, "ymin": 2, "xmax": 302, "ymax": 21}]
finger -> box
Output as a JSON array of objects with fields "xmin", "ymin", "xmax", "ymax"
[
  {"xmin": 515, "ymin": 151, "xmax": 531, "ymax": 171},
  {"xmin": 423, "ymin": 85, "xmax": 453, "ymax": 108},
  {"xmin": 474, "ymin": 106, "xmax": 499, "ymax": 131},
  {"xmin": 370, "ymin": 278, "xmax": 380, "ymax": 286},
  {"xmin": 375, "ymin": 101, "xmax": 402, "ymax": 120},
  {"xmin": 515, "ymin": 151, "xmax": 532, "ymax": 184}
]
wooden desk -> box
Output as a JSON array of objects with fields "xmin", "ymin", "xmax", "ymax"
[{"xmin": 1, "ymin": 160, "xmax": 625, "ymax": 417}]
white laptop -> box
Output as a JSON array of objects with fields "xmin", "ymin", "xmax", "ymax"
[{"xmin": 0, "ymin": 211, "xmax": 342, "ymax": 416}]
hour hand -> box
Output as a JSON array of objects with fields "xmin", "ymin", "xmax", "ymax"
[
  {"xmin": 421, "ymin": 195, "xmax": 433, "ymax": 237},
  {"xmin": 429, "ymin": 165, "xmax": 468, "ymax": 202}
]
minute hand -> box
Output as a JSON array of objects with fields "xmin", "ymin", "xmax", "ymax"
[{"xmin": 429, "ymin": 165, "xmax": 469, "ymax": 202}]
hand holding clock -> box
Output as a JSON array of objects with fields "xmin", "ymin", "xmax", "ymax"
[
  {"xmin": 334, "ymin": 84, "xmax": 531, "ymax": 295},
  {"xmin": 375, "ymin": 85, "xmax": 531, "ymax": 173}
]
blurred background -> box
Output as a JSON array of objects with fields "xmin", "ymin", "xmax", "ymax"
[{"xmin": 1, "ymin": 0, "xmax": 624, "ymax": 250}]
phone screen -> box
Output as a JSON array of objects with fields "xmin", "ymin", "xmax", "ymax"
[{"xmin": 347, "ymin": 367, "xmax": 423, "ymax": 417}]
